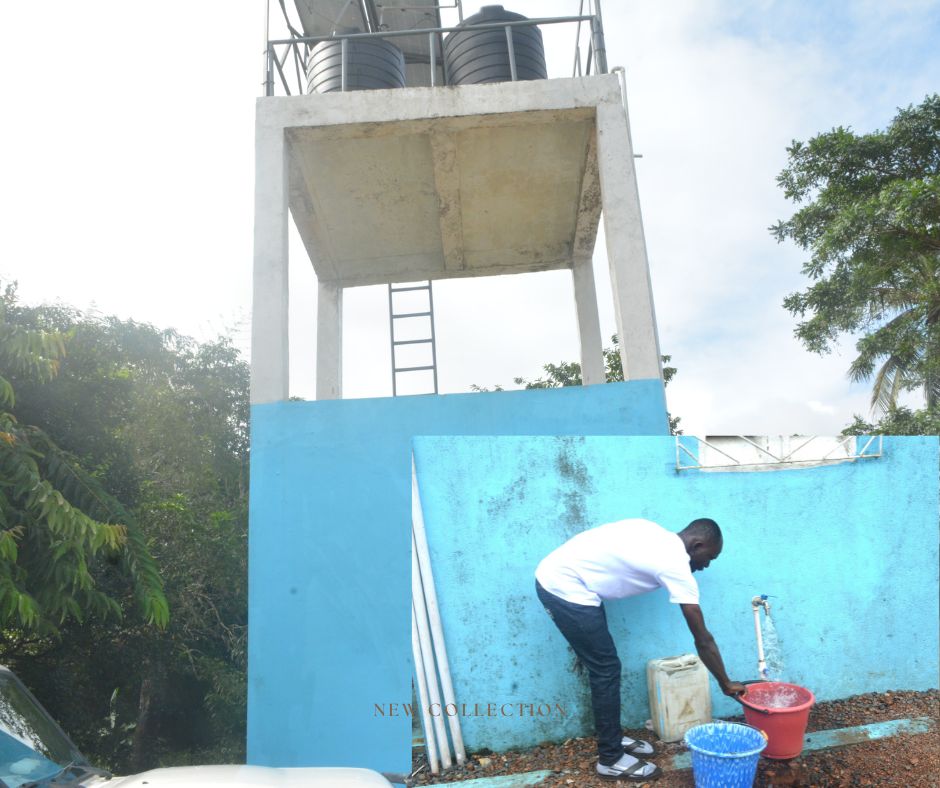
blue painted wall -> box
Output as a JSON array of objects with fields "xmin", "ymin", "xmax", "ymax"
[
  {"xmin": 412, "ymin": 435, "xmax": 939, "ymax": 752},
  {"xmin": 247, "ymin": 382, "xmax": 668, "ymax": 774}
]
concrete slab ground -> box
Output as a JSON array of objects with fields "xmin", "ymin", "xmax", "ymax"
[
  {"xmin": 431, "ymin": 716, "xmax": 937, "ymax": 785},
  {"xmin": 442, "ymin": 772, "xmax": 553, "ymax": 787}
]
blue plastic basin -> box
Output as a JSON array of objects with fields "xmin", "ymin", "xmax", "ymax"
[{"xmin": 684, "ymin": 721, "xmax": 767, "ymax": 787}]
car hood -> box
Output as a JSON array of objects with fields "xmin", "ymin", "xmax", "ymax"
[{"xmin": 103, "ymin": 765, "xmax": 392, "ymax": 787}]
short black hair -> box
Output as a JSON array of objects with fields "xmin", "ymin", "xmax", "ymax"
[{"xmin": 683, "ymin": 518, "xmax": 722, "ymax": 544}]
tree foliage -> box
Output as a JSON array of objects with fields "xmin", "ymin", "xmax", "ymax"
[
  {"xmin": 1, "ymin": 288, "xmax": 248, "ymax": 770},
  {"xmin": 477, "ymin": 336, "xmax": 681, "ymax": 434},
  {"xmin": 0, "ymin": 287, "xmax": 168, "ymax": 633},
  {"xmin": 841, "ymin": 404, "xmax": 940, "ymax": 436},
  {"xmin": 772, "ymin": 94, "xmax": 940, "ymax": 412}
]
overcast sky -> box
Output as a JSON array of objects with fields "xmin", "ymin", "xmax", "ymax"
[{"xmin": 2, "ymin": 1, "xmax": 937, "ymax": 435}]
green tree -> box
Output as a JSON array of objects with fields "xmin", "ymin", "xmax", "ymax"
[
  {"xmin": 841, "ymin": 404, "xmax": 940, "ymax": 436},
  {"xmin": 772, "ymin": 94, "xmax": 940, "ymax": 412},
  {"xmin": 2, "ymin": 290, "xmax": 248, "ymax": 770},
  {"xmin": 0, "ymin": 287, "xmax": 167, "ymax": 633},
  {"xmin": 477, "ymin": 336, "xmax": 682, "ymax": 434}
]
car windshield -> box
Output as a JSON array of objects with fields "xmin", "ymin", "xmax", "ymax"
[{"xmin": 0, "ymin": 669, "xmax": 88, "ymax": 788}]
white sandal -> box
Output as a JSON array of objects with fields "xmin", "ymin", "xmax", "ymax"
[
  {"xmin": 596, "ymin": 753, "xmax": 662, "ymax": 782},
  {"xmin": 621, "ymin": 735, "xmax": 656, "ymax": 756}
]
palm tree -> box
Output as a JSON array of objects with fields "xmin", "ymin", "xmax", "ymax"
[{"xmin": 848, "ymin": 254, "xmax": 939, "ymax": 412}]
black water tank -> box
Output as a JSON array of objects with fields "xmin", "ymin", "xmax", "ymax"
[
  {"xmin": 306, "ymin": 34, "xmax": 406, "ymax": 93},
  {"xmin": 444, "ymin": 5, "xmax": 547, "ymax": 85}
]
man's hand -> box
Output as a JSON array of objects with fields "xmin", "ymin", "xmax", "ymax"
[{"xmin": 721, "ymin": 681, "xmax": 747, "ymax": 697}]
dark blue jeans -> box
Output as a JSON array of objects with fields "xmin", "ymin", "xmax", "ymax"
[{"xmin": 536, "ymin": 580, "xmax": 623, "ymax": 765}]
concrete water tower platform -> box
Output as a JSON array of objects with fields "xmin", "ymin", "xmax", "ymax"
[
  {"xmin": 248, "ymin": 72, "xmax": 674, "ymax": 777},
  {"xmin": 253, "ymin": 74, "xmax": 662, "ymax": 402}
]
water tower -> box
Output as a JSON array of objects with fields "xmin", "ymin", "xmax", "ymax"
[{"xmin": 249, "ymin": 1, "xmax": 668, "ymax": 780}]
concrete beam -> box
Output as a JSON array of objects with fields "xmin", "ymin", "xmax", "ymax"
[
  {"xmin": 429, "ymin": 131, "xmax": 465, "ymax": 274},
  {"xmin": 261, "ymin": 76, "xmax": 619, "ymax": 131},
  {"xmin": 595, "ymin": 90, "xmax": 663, "ymax": 382},
  {"xmin": 251, "ymin": 121, "xmax": 290, "ymax": 404},
  {"xmin": 316, "ymin": 281, "xmax": 343, "ymax": 400},
  {"xmin": 572, "ymin": 121, "xmax": 602, "ymax": 262},
  {"xmin": 286, "ymin": 106, "xmax": 595, "ymax": 144},
  {"xmin": 316, "ymin": 257, "xmax": 574, "ymax": 289}
]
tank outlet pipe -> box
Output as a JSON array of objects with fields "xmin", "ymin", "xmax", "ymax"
[
  {"xmin": 412, "ymin": 458, "xmax": 467, "ymax": 764},
  {"xmin": 412, "ymin": 605, "xmax": 441, "ymax": 774},
  {"xmin": 412, "ymin": 533, "xmax": 453, "ymax": 770},
  {"xmin": 751, "ymin": 595, "xmax": 770, "ymax": 679},
  {"xmin": 591, "ymin": 0, "xmax": 608, "ymax": 73}
]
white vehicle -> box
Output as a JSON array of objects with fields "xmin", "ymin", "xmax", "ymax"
[{"xmin": 0, "ymin": 667, "xmax": 393, "ymax": 787}]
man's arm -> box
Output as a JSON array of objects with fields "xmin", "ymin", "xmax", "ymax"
[{"xmin": 680, "ymin": 603, "xmax": 746, "ymax": 696}]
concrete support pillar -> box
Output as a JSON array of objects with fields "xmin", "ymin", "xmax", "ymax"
[
  {"xmin": 251, "ymin": 120, "xmax": 290, "ymax": 404},
  {"xmin": 571, "ymin": 256, "xmax": 606, "ymax": 385},
  {"xmin": 595, "ymin": 96, "xmax": 664, "ymax": 382},
  {"xmin": 316, "ymin": 281, "xmax": 343, "ymax": 399}
]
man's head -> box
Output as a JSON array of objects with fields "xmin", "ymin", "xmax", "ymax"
[{"xmin": 679, "ymin": 518, "xmax": 723, "ymax": 572}]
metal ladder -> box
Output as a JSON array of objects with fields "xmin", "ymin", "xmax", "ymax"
[{"xmin": 388, "ymin": 281, "xmax": 439, "ymax": 396}]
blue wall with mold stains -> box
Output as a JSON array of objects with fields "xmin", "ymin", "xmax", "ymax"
[
  {"xmin": 246, "ymin": 381, "xmax": 668, "ymax": 775},
  {"xmin": 412, "ymin": 435, "xmax": 939, "ymax": 752}
]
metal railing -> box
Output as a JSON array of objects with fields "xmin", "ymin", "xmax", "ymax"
[
  {"xmin": 675, "ymin": 435, "xmax": 884, "ymax": 472},
  {"xmin": 263, "ymin": 2, "xmax": 608, "ymax": 97}
]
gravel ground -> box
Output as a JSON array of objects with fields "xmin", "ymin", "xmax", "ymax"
[{"xmin": 410, "ymin": 689, "xmax": 939, "ymax": 787}]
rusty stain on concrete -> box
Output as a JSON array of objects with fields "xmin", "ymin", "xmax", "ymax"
[{"xmin": 555, "ymin": 437, "xmax": 594, "ymax": 534}]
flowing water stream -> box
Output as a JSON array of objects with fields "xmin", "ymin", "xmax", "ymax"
[{"xmin": 761, "ymin": 613, "xmax": 786, "ymax": 681}]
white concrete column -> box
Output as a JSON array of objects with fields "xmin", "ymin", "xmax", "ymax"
[
  {"xmin": 251, "ymin": 112, "xmax": 290, "ymax": 404},
  {"xmin": 571, "ymin": 257, "xmax": 606, "ymax": 385},
  {"xmin": 316, "ymin": 281, "xmax": 343, "ymax": 400},
  {"xmin": 595, "ymin": 95, "xmax": 664, "ymax": 382}
]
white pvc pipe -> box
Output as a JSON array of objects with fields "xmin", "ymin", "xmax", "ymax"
[
  {"xmin": 411, "ymin": 533, "xmax": 453, "ymax": 770},
  {"xmin": 412, "ymin": 605, "xmax": 440, "ymax": 775},
  {"xmin": 412, "ymin": 458, "xmax": 467, "ymax": 764},
  {"xmin": 753, "ymin": 604, "xmax": 767, "ymax": 679}
]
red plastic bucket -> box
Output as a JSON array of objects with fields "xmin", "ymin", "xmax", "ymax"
[{"xmin": 738, "ymin": 681, "xmax": 815, "ymax": 759}]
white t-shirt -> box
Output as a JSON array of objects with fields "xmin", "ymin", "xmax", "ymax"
[{"xmin": 535, "ymin": 518, "xmax": 700, "ymax": 607}]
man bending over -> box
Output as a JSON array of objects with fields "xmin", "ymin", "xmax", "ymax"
[{"xmin": 535, "ymin": 517, "xmax": 745, "ymax": 782}]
